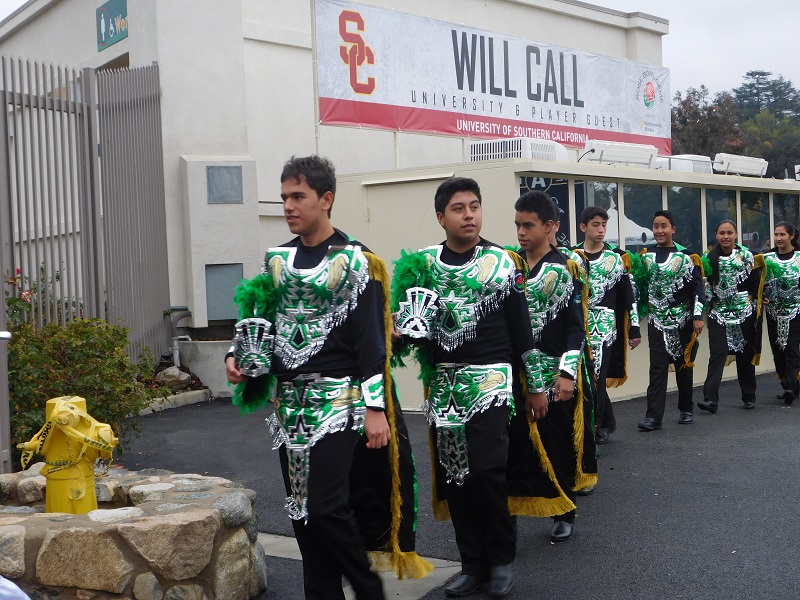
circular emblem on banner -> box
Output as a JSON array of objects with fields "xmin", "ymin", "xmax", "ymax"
[
  {"xmin": 635, "ymin": 71, "xmax": 663, "ymax": 112},
  {"xmin": 643, "ymin": 81, "xmax": 656, "ymax": 110}
]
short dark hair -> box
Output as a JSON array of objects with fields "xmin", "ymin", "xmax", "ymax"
[
  {"xmin": 514, "ymin": 190, "xmax": 556, "ymax": 224},
  {"xmin": 434, "ymin": 177, "xmax": 482, "ymax": 214},
  {"xmin": 653, "ymin": 209, "xmax": 675, "ymax": 228},
  {"xmin": 281, "ymin": 156, "xmax": 336, "ymax": 215},
  {"xmin": 581, "ymin": 206, "xmax": 609, "ymax": 224}
]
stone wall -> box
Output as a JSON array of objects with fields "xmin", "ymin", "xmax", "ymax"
[{"xmin": 0, "ymin": 464, "xmax": 268, "ymax": 600}]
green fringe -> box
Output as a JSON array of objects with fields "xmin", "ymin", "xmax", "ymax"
[{"xmin": 700, "ymin": 254, "xmax": 712, "ymax": 279}]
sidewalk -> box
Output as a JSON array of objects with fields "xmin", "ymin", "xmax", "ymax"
[{"xmin": 118, "ymin": 373, "xmax": 800, "ymax": 600}]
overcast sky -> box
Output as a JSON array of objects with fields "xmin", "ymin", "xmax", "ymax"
[{"xmin": 0, "ymin": 0, "xmax": 797, "ymax": 99}]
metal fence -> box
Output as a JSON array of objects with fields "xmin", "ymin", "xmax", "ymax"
[{"xmin": 0, "ymin": 59, "xmax": 171, "ymax": 472}]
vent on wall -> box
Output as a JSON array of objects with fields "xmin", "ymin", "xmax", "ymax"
[{"xmin": 470, "ymin": 138, "xmax": 570, "ymax": 162}]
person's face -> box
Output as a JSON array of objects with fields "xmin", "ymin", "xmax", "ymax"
[
  {"xmin": 715, "ymin": 223, "xmax": 737, "ymax": 253},
  {"xmin": 775, "ymin": 225, "xmax": 794, "ymax": 251},
  {"xmin": 652, "ymin": 216, "xmax": 676, "ymax": 246},
  {"xmin": 280, "ymin": 176, "xmax": 332, "ymax": 237},
  {"xmin": 437, "ymin": 191, "xmax": 482, "ymax": 247},
  {"xmin": 580, "ymin": 217, "xmax": 607, "ymax": 244},
  {"xmin": 516, "ymin": 210, "xmax": 553, "ymax": 252}
]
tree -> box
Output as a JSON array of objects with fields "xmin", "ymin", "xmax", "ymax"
[
  {"xmin": 671, "ymin": 86, "xmax": 743, "ymax": 157},
  {"xmin": 740, "ymin": 110, "xmax": 800, "ymax": 179},
  {"xmin": 734, "ymin": 70, "xmax": 800, "ymax": 125}
]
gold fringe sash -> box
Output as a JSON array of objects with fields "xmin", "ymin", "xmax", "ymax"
[{"xmin": 572, "ymin": 367, "xmax": 598, "ymax": 492}]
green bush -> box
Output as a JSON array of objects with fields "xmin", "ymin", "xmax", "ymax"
[{"xmin": 7, "ymin": 319, "xmax": 165, "ymax": 462}]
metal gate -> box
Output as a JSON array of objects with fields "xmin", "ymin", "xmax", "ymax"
[{"xmin": 0, "ymin": 59, "xmax": 170, "ymax": 473}]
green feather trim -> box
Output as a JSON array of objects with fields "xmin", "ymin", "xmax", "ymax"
[
  {"xmin": 627, "ymin": 250, "xmax": 649, "ymax": 319},
  {"xmin": 231, "ymin": 374, "xmax": 275, "ymax": 415},
  {"xmin": 391, "ymin": 249, "xmax": 433, "ymax": 312},
  {"xmin": 234, "ymin": 274, "xmax": 278, "ymax": 320},
  {"xmin": 700, "ymin": 255, "xmax": 712, "ymax": 279}
]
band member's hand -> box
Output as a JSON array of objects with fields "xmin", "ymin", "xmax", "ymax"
[
  {"xmin": 365, "ymin": 409, "xmax": 391, "ymax": 449},
  {"xmin": 629, "ymin": 337, "xmax": 641, "ymax": 349},
  {"xmin": 525, "ymin": 392, "xmax": 548, "ymax": 421},
  {"xmin": 693, "ymin": 319, "xmax": 704, "ymax": 336},
  {"xmin": 554, "ymin": 376, "xmax": 574, "ymax": 401},
  {"xmin": 391, "ymin": 328, "xmax": 402, "ymax": 343},
  {"xmin": 225, "ymin": 356, "xmax": 246, "ymax": 384}
]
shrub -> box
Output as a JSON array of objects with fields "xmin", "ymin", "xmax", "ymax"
[{"xmin": 7, "ymin": 319, "xmax": 165, "ymax": 463}]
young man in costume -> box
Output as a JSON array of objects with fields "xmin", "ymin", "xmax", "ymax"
[
  {"xmin": 392, "ymin": 177, "xmax": 565, "ymax": 598},
  {"xmin": 514, "ymin": 190, "xmax": 598, "ymax": 543},
  {"xmin": 574, "ymin": 206, "xmax": 641, "ymax": 444},
  {"xmin": 630, "ymin": 210, "xmax": 705, "ymax": 431},
  {"xmin": 225, "ymin": 156, "xmax": 430, "ymax": 600}
]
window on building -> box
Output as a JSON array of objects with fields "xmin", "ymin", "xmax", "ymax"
[
  {"xmin": 519, "ymin": 176, "xmax": 571, "ymax": 246},
  {"xmin": 741, "ymin": 191, "xmax": 771, "ymax": 253},
  {"xmin": 574, "ymin": 180, "xmax": 618, "ymax": 246},
  {"xmin": 774, "ymin": 193, "xmax": 800, "ymax": 229},
  {"xmin": 667, "ymin": 186, "xmax": 702, "ymax": 254},
  {"xmin": 622, "ymin": 183, "xmax": 660, "ymax": 253},
  {"xmin": 705, "ymin": 188, "xmax": 737, "ymax": 247}
]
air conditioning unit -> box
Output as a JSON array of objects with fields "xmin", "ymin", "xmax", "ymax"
[
  {"xmin": 654, "ymin": 154, "xmax": 713, "ymax": 174},
  {"xmin": 580, "ymin": 140, "xmax": 658, "ymax": 168},
  {"xmin": 713, "ymin": 153, "xmax": 768, "ymax": 177},
  {"xmin": 794, "ymin": 164, "xmax": 799, "ymax": 181},
  {"xmin": 469, "ymin": 138, "xmax": 569, "ymax": 162}
]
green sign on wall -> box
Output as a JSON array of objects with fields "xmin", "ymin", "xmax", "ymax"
[{"xmin": 96, "ymin": 0, "xmax": 128, "ymax": 52}]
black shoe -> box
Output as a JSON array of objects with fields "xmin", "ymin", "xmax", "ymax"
[
  {"xmin": 743, "ymin": 401, "xmax": 756, "ymax": 410},
  {"xmin": 679, "ymin": 411, "xmax": 694, "ymax": 424},
  {"xmin": 783, "ymin": 390, "xmax": 795, "ymax": 405},
  {"xmin": 697, "ymin": 399, "xmax": 718, "ymax": 414},
  {"xmin": 637, "ymin": 417, "xmax": 662, "ymax": 431},
  {"xmin": 576, "ymin": 485, "xmax": 595, "ymax": 496},
  {"xmin": 550, "ymin": 520, "xmax": 573, "ymax": 542},
  {"xmin": 445, "ymin": 573, "xmax": 481, "ymax": 597},
  {"xmin": 487, "ymin": 564, "xmax": 513, "ymax": 598},
  {"xmin": 596, "ymin": 428, "xmax": 610, "ymax": 445}
]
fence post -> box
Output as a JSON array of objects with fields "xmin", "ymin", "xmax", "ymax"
[{"xmin": 0, "ymin": 57, "xmax": 15, "ymax": 473}]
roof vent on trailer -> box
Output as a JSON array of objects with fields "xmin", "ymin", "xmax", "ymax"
[
  {"xmin": 469, "ymin": 138, "xmax": 570, "ymax": 162},
  {"xmin": 579, "ymin": 140, "xmax": 659, "ymax": 168}
]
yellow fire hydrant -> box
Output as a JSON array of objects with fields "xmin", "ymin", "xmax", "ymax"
[{"xmin": 17, "ymin": 396, "xmax": 118, "ymax": 514}]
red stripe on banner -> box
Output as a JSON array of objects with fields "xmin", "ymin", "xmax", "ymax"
[{"xmin": 319, "ymin": 97, "xmax": 672, "ymax": 154}]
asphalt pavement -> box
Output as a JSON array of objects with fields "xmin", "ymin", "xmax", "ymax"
[{"xmin": 117, "ymin": 373, "xmax": 800, "ymax": 600}]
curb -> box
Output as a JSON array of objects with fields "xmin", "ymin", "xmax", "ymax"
[{"xmin": 139, "ymin": 389, "xmax": 212, "ymax": 415}]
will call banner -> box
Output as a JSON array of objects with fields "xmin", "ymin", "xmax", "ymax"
[{"xmin": 315, "ymin": 0, "xmax": 672, "ymax": 153}]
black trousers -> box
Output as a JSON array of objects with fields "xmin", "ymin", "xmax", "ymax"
[
  {"xmin": 703, "ymin": 318, "xmax": 757, "ymax": 404},
  {"xmin": 279, "ymin": 429, "xmax": 385, "ymax": 600},
  {"xmin": 767, "ymin": 314, "xmax": 800, "ymax": 395},
  {"xmin": 596, "ymin": 346, "xmax": 616, "ymax": 431},
  {"xmin": 645, "ymin": 321, "xmax": 697, "ymax": 420},
  {"xmin": 439, "ymin": 404, "xmax": 515, "ymax": 578}
]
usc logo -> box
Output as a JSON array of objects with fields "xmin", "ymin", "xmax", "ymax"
[{"xmin": 339, "ymin": 10, "xmax": 375, "ymax": 95}]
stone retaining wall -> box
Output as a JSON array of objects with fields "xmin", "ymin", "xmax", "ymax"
[{"xmin": 0, "ymin": 464, "xmax": 268, "ymax": 600}]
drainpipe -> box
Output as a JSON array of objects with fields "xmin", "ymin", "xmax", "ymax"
[{"xmin": 169, "ymin": 306, "xmax": 192, "ymax": 368}]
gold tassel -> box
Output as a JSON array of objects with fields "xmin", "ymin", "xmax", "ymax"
[
  {"xmin": 369, "ymin": 551, "xmax": 435, "ymax": 580},
  {"xmin": 690, "ymin": 253, "xmax": 702, "ymax": 269},
  {"xmin": 680, "ymin": 332, "xmax": 698, "ymax": 370},
  {"xmin": 608, "ymin": 312, "xmax": 630, "ymax": 388},
  {"xmin": 572, "ymin": 366, "xmax": 598, "ymax": 492},
  {"xmin": 363, "ymin": 252, "xmax": 412, "ymax": 579},
  {"xmin": 508, "ymin": 420, "xmax": 576, "ymax": 517},
  {"xmin": 725, "ymin": 355, "xmax": 736, "ymax": 367},
  {"xmin": 754, "ymin": 254, "xmax": 767, "ymax": 319},
  {"xmin": 752, "ymin": 352, "xmax": 761, "ymax": 366}
]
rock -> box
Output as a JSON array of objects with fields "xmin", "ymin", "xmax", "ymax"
[
  {"xmin": 129, "ymin": 483, "xmax": 175, "ymax": 504},
  {"xmin": 163, "ymin": 584, "xmax": 208, "ymax": 600},
  {"xmin": 36, "ymin": 528, "xmax": 134, "ymax": 593},
  {"xmin": 88, "ymin": 507, "xmax": 144, "ymax": 524},
  {"xmin": 0, "ymin": 517, "xmax": 27, "ymax": 526},
  {"xmin": 0, "ymin": 524, "xmax": 26, "ymax": 578},
  {"xmin": 0, "ymin": 505, "xmax": 43, "ymax": 514},
  {"xmin": 117, "ymin": 509, "xmax": 220, "ymax": 580},
  {"xmin": 95, "ymin": 481, "xmax": 113, "ymax": 502},
  {"xmin": 76, "ymin": 590, "xmax": 97, "ymax": 600},
  {"xmin": 155, "ymin": 367, "xmax": 192, "ymax": 391},
  {"xmin": 138, "ymin": 469, "xmax": 174, "ymax": 477},
  {"xmin": 212, "ymin": 492, "xmax": 252, "ymax": 528},
  {"xmin": 133, "ymin": 572, "xmax": 163, "ymax": 600},
  {"xmin": 22, "ymin": 462, "xmax": 45, "ymax": 477},
  {"xmin": 213, "ymin": 529, "xmax": 250, "ymax": 600},
  {"xmin": 244, "ymin": 513, "xmax": 259, "ymax": 543},
  {"xmin": 17, "ymin": 475, "xmax": 46, "ymax": 503},
  {"xmin": 0, "ymin": 472, "xmax": 21, "ymax": 502},
  {"xmin": 249, "ymin": 540, "xmax": 268, "ymax": 597},
  {"xmin": 27, "ymin": 586, "xmax": 61, "ymax": 600},
  {"xmin": 154, "ymin": 503, "xmax": 197, "ymax": 512}
]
